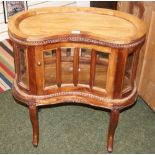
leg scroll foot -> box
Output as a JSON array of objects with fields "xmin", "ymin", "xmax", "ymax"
[
  {"xmin": 29, "ymin": 103, "xmax": 39, "ymax": 146},
  {"xmin": 107, "ymin": 108, "xmax": 120, "ymax": 153}
]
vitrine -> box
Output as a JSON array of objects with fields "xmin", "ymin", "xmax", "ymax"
[{"xmin": 8, "ymin": 7, "xmax": 146, "ymax": 152}]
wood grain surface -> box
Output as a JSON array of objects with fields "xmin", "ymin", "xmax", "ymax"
[{"xmin": 8, "ymin": 7, "xmax": 146, "ymax": 45}]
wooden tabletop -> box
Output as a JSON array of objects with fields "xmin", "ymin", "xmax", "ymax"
[{"xmin": 8, "ymin": 7, "xmax": 146, "ymax": 45}]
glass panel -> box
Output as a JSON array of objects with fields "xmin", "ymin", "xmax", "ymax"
[
  {"xmin": 94, "ymin": 51, "xmax": 109, "ymax": 89},
  {"xmin": 44, "ymin": 49, "xmax": 56, "ymax": 87},
  {"xmin": 61, "ymin": 48, "xmax": 74, "ymax": 83},
  {"xmin": 19, "ymin": 48, "xmax": 28, "ymax": 88},
  {"xmin": 123, "ymin": 52, "xmax": 134, "ymax": 90},
  {"xmin": 79, "ymin": 48, "xmax": 91, "ymax": 85}
]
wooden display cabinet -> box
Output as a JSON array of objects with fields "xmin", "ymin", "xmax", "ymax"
[{"xmin": 8, "ymin": 7, "xmax": 146, "ymax": 152}]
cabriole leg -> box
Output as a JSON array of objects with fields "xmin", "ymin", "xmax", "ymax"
[
  {"xmin": 107, "ymin": 108, "xmax": 120, "ymax": 153},
  {"xmin": 29, "ymin": 103, "xmax": 39, "ymax": 146}
]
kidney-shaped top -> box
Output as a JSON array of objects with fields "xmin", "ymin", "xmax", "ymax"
[{"xmin": 8, "ymin": 7, "xmax": 146, "ymax": 46}]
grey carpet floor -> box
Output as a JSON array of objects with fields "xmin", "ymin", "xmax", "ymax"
[{"xmin": 0, "ymin": 90, "xmax": 155, "ymax": 153}]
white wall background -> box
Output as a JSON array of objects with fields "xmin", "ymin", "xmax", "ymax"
[{"xmin": 0, "ymin": 1, "xmax": 90, "ymax": 41}]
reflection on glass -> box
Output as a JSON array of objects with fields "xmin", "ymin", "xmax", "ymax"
[
  {"xmin": 44, "ymin": 49, "xmax": 56, "ymax": 87},
  {"xmin": 61, "ymin": 48, "xmax": 74, "ymax": 83},
  {"xmin": 19, "ymin": 48, "xmax": 28, "ymax": 88},
  {"xmin": 123, "ymin": 52, "xmax": 134, "ymax": 90},
  {"xmin": 44, "ymin": 48, "xmax": 110, "ymax": 89},
  {"xmin": 94, "ymin": 51, "xmax": 109, "ymax": 89},
  {"xmin": 79, "ymin": 48, "xmax": 91, "ymax": 85}
]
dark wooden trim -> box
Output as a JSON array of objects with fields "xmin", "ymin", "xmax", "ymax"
[
  {"xmin": 27, "ymin": 46, "xmax": 37, "ymax": 94},
  {"xmin": 12, "ymin": 79, "xmax": 138, "ymax": 110},
  {"xmin": 73, "ymin": 48, "xmax": 79, "ymax": 86},
  {"xmin": 113, "ymin": 49, "xmax": 128, "ymax": 98},
  {"xmin": 89, "ymin": 49, "xmax": 97, "ymax": 89},
  {"xmin": 35, "ymin": 46, "xmax": 44, "ymax": 95},
  {"xmin": 56, "ymin": 47, "xmax": 61, "ymax": 87},
  {"xmin": 9, "ymin": 32, "xmax": 146, "ymax": 48}
]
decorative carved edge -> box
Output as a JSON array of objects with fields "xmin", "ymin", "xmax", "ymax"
[
  {"xmin": 9, "ymin": 33, "xmax": 145, "ymax": 48},
  {"xmin": 13, "ymin": 77, "xmax": 137, "ymax": 105}
]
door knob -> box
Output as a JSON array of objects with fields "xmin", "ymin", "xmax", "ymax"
[{"xmin": 37, "ymin": 61, "xmax": 41, "ymax": 66}]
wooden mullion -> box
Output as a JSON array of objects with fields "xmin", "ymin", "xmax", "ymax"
[
  {"xmin": 113, "ymin": 49, "xmax": 128, "ymax": 98},
  {"xmin": 73, "ymin": 48, "xmax": 79, "ymax": 86},
  {"xmin": 35, "ymin": 46, "xmax": 44, "ymax": 95},
  {"xmin": 89, "ymin": 49, "xmax": 97, "ymax": 89},
  {"xmin": 27, "ymin": 46, "xmax": 37, "ymax": 94},
  {"xmin": 56, "ymin": 47, "xmax": 61, "ymax": 87}
]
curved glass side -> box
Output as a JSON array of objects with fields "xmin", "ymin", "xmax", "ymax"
[{"xmin": 18, "ymin": 47, "xmax": 28, "ymax": 89}]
